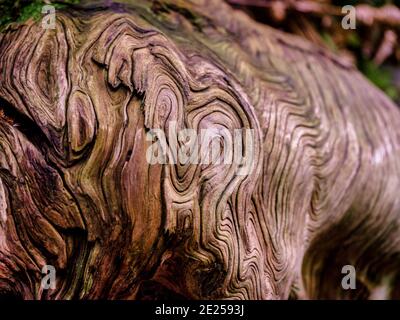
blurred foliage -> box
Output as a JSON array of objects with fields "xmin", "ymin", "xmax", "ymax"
[
  {"xmin": 362, "ymin": 60, "xmax": 398, "ymax": 97},
  {"xmin": 228, "ymin": 0, "xmax": 400, "ymax": 103},
  {"xmin": 335, "ymin": 0, "xmax": 399, "ymax": 100}
]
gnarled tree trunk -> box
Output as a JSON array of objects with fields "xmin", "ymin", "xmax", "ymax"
[{"xmin": 0, "ymin": 0, "xmax": 400, "ymax": 300}]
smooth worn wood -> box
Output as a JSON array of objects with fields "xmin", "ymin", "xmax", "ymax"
[{"xmin": 0, "ymin": 0, "xmax": 400, "ymax": 299}]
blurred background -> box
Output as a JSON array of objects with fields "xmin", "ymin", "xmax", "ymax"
[
  {"xmin": 227, "ymin": 0, "xmax": 400, "ymax": 104},
  {"xmin": 1, "ymin": 0, "xmax": 399, "ymax": 104}
]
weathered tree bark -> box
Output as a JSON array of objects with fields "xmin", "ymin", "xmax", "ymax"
[{"xmin": 0, "ymin": 0, "xmax": 400, "ymax": 300}]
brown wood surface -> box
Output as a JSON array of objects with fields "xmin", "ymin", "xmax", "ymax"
[{"xmin": 0, "ymin": 0, "xmax": 400, "ymax": 299}]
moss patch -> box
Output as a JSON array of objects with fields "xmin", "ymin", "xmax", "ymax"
[{"xmin": 0, "ymin": 0, "xmax": 80, "ymax": 31}]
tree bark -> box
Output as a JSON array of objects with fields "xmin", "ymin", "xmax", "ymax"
[{"xmin": 0, "ymin": 0, "xmax": 400, "ymax": 299}]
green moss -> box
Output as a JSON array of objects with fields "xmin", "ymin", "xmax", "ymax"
[
  {"xmin": 17, "ymin": 1, "xmax": 44, "ymax": 23},
  {"xmin": 0, "ymin": 0, "xmax": 80, "ymax": 31}
]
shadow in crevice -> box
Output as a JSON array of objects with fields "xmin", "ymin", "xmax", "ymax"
[{"xmin": 0, "ymin": 97, "xmax": 50, "ymax": 153}]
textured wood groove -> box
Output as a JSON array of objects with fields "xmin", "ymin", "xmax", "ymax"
[{"xmin": 0, "ymin": 0, "xmax": 400, "ymax": 299}]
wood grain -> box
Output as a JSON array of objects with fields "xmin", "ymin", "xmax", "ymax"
[{"xmin": 0, "ymin": 0, "xmax": 400, "ymax": 299}]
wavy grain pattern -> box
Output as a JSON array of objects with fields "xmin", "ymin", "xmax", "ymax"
[{"xmin": 0, "ymin": 0, "xmax": 400, "ymax": 299}]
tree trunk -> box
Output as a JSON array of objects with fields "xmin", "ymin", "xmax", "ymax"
[{"xmin": 0, "ymin": 0, "xmax": 400, "ymax": 300}]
